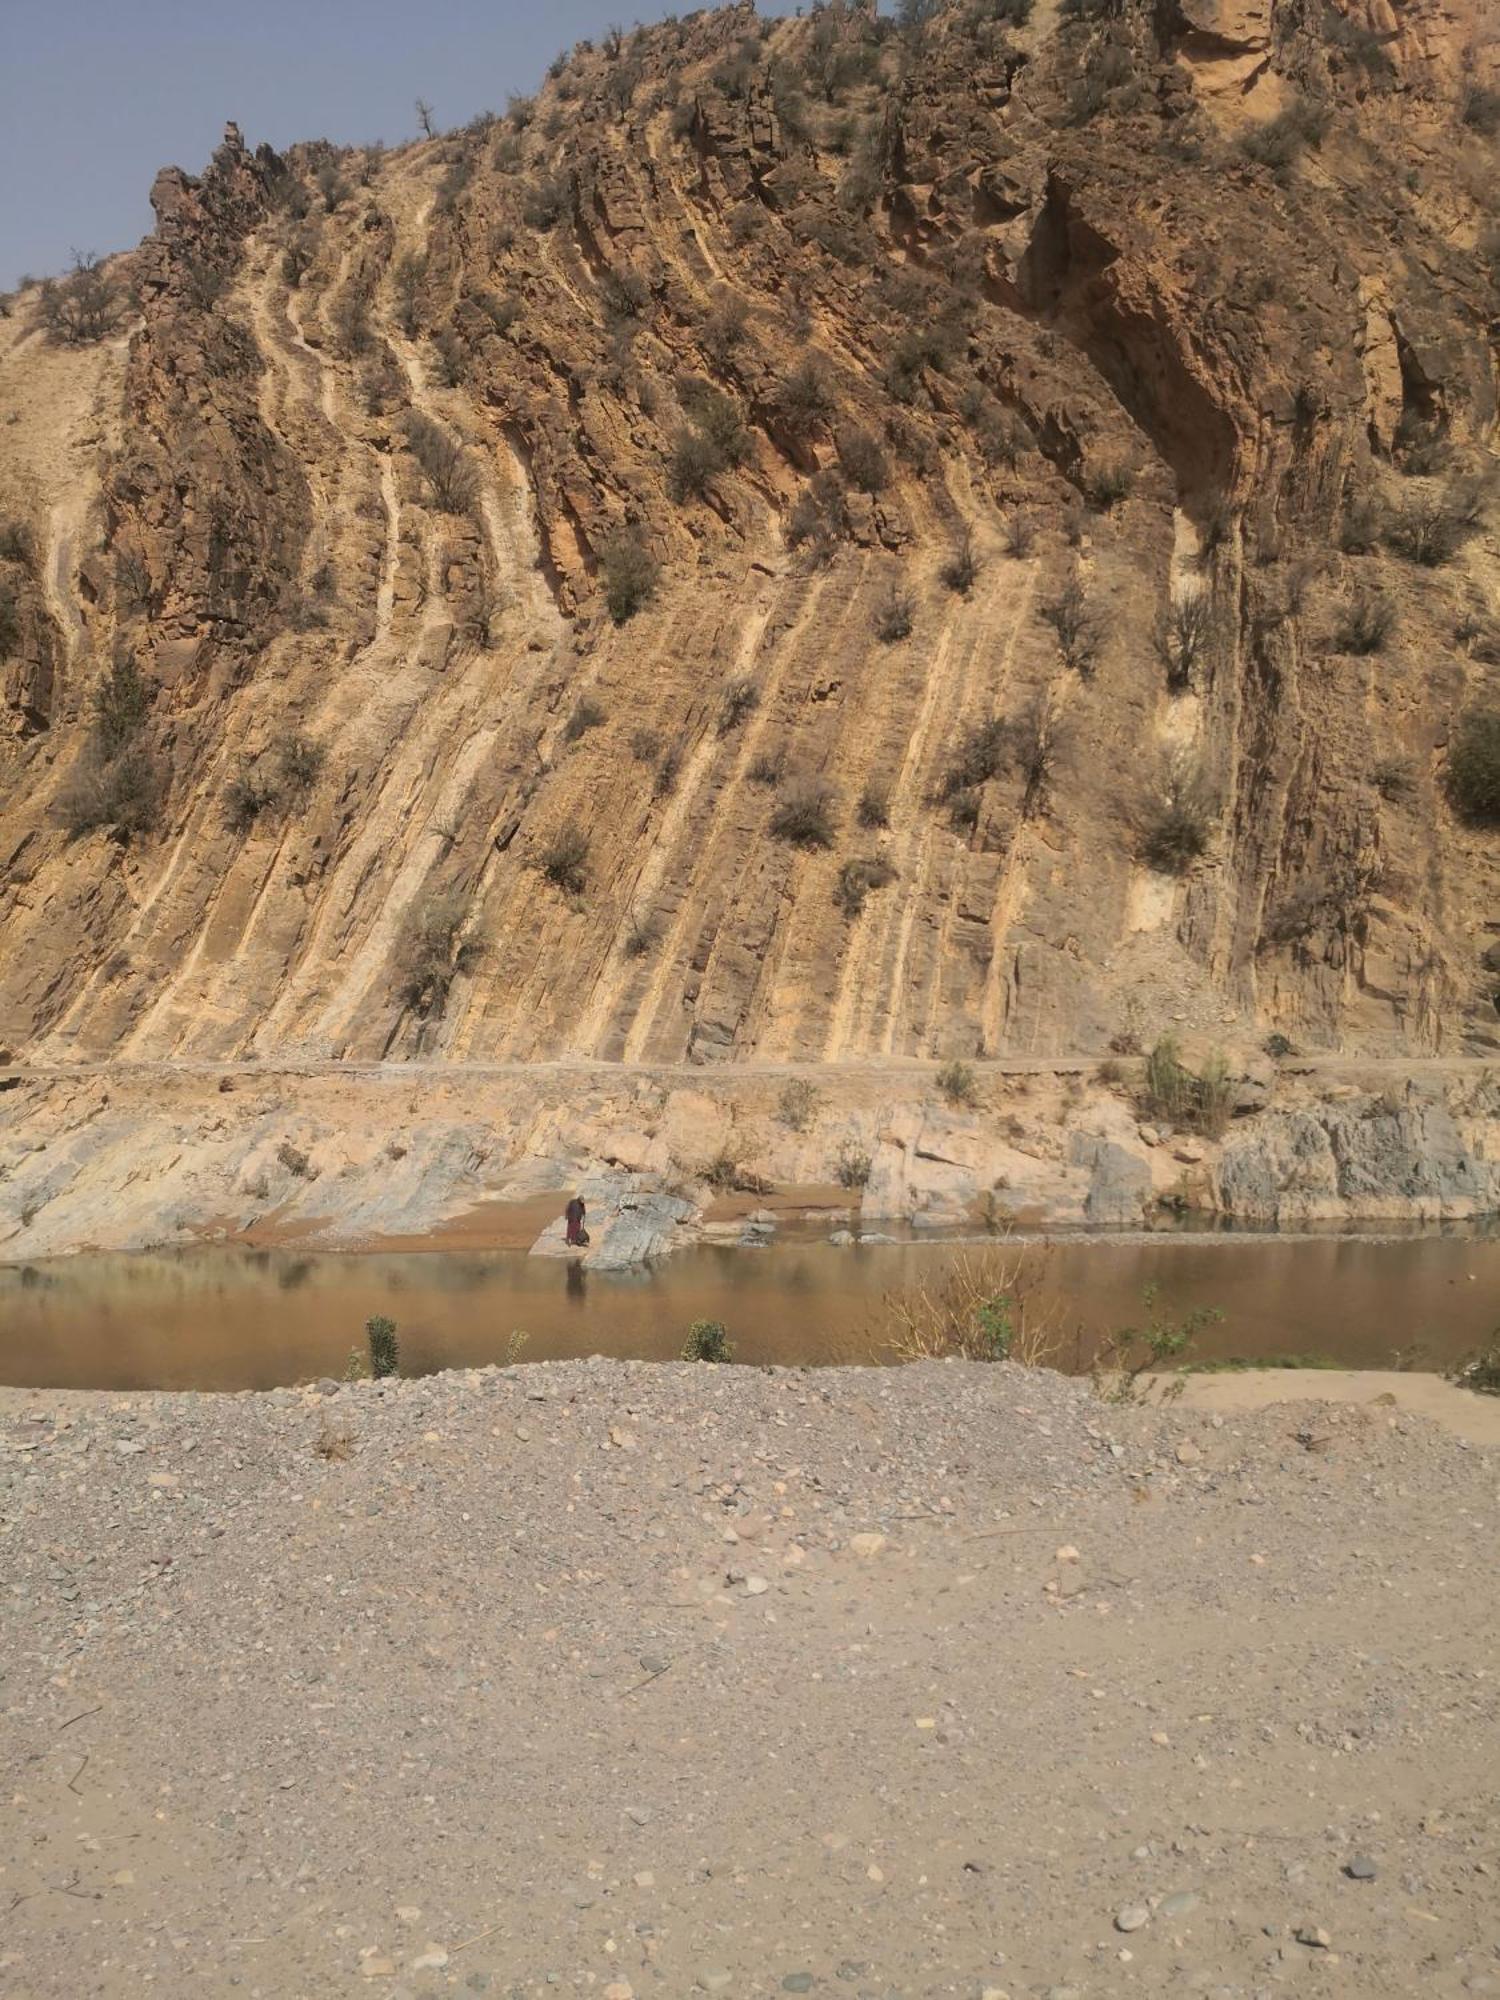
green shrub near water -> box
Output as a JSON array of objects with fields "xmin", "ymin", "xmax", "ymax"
[
  {"xmin": 682, "ymin": 1318, "xmax": 733, "ymax": 1363},
  {"xmin": 366, "ymin": 1315, "xmax": 400, "ymax": 1378}
]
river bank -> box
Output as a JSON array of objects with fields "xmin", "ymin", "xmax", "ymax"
[
  {"xmin": 3, "ymin": 1356, "xmax": 1497, "ymax": 1998},
  {"xmin": 2, "ymin": 1056, "xmax": 1499, "ymax": 1265}
]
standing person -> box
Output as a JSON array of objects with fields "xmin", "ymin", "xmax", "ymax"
[{"xmin": 564, "ymin": 1193, "xmax": 587, "ymax": 1247}]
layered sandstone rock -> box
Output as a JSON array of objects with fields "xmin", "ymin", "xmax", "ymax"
[{"xmin": 0, "ymin": 0, "xmax": 1496, "ymax": 1078}]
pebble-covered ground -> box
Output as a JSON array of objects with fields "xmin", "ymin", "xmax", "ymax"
[{"xmin": 2, "ymin": 1360, "xmax": 1497, "ymax": 1999}]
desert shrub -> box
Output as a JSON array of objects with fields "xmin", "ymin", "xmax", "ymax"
[
  {"xmin": 360, "ymin": 356, "xmax": 407, "ymax": 418},
  {"xmin": 366, "ymin": 1315, "xmax": 400, "ymax": 1378},
  {"xmin": 629, "ymin": 728, "xmax": 661, "ymax": 763},
  {"xmin": 35, "ymin": 251, "xmax": 120, "ymax": 346},
  {"xmin": 281, "ymin": 238, "xmax": 313, "ymax": 288},
  {"xmin": 681, "ymin": 384, "xmax": 750, "ymax": 465},
  {"xmin": 1238, "ymin": 97, "xmax": 1327, "ymax": 178},
  {"xmin": 719, "ymin": 677, "xmax": 759, "ymax": 735},
  {"xmin": 857, "ymin": 786, "xmax": 889, "ymax": 829},
  {"xmin": 539, "ymin": 828, "xmax": 590, "ymax": 894},
  {"xmin": 702, "ymin": 288, "xmax": 750, "ymax": 362},
  {"xmin": 1006, "ymin": 692, "xmax": 1064, "ymax": 817},
  {"xmin": 92, "ymin": 653, "xmax": 149, "ymax": 756},
  {"xmin": 682, "ymin": 1319, "xmax": 733, "ymax": 1363},
  {"xmin": 315, "ymin": 161, "xmax": 350, "ymax": 211},
  {"xmin": 404, "ymin": 411, "xmax": 478, "ymax": 513},
  {"xmin": 563, "ymin": 696, "xmax": 606, "ymax": 743},
  {"xmin": 836, "ymin": 1140, "xmax": 873, "ymax": 1189},
  {"xmin": 881, "ymin": 1245, "xmax": 1055, "ymax": 1367},
  {"xmin": 392, "ymin": 251, "xmax": 427, "ymax": 337},
  {"xmin": 1371, "ymin": 755, "xmax": 1414, "ymax": 802},
  {"xmin": 1004, "ymin": 511, "xmax": 1038, "ymax": 559},
  {"xmin": 1461, "ymin": 84, "xmax": 1500, "ymax": 136},
  {"xmin": 1335, "ymin": 587, "xmax": 1396, "ymax": 655},
  {"xmin": 0, "ymin": 519, "xmax": 34, "ymax": 565},
  {"xmin": 770, "ymin": 776, "xmax": 838, "ymax": 848},
  {"xmin": 777, "ymin": 356, "xmax": 836, "ymax": 436},
  {"xmin": 777, "ymin": 1079, "xmax": 820, "ymax": 1131},
  {"xmin": 395, "ymin": 890, "xmax": 482, "ymax": 1010},
  {"xmin": 330, "ymin": 289, "xmax": 374, "ymax": 357},
  {"xmin": 1447, "ymin": 709, "xmax": 1500, "ymax": 824},
  {"xmin": 873, "ymin": 586, "xmax": 914, "ymax": 643},
  {"xmin": 57, "ymin": 743, "xmax": 160, "ymax": 838},
  {"xmin": 1040, "ymin": 577, "xmax": 1099, "ymax": 674},
  {"xmin": 599, "ymin": 532, "xmax": 658, "ymax": 623},
  {"xmin": 942, "ymin": 717, "xmax": 1007, "ymax": 797},
  {"xmin": 834, "ymin": 855, "xmax": 896, "ymax": 918},
  {"xmin": 947, "ymin": 788, "xmax": 981, "ymax": 833},
  {"xmin": 654, "ymin": 749, "xmax": 680, "ymax": 798},
  {"xmin": 224, "ymin": 761, "xmax": 280, "ymax": 833},
  {"xmin": 940, "ymin": 529, "xmax": 978, "ymax": 596},
  {"xmin": 838, "ymin": 427, "xmax": 888, "ymax": 494},
  {"xmin": 1338, "ymin": 491, "xmax": 1386, "ymax": 555},
  {"xmin": 936, "ymin": 1058, "xmax": 978, "ymax": 1108},
  {"xmin": 521, "ymin": 174, "xmax": 568, "ymax": 229},
  {"xmin": 1141, "ymin": 757, "xmax": 1215, "ymax": 873},
  {"xmin": 428, "ymin": 327, "xmax": 466, "ymax": 388},
  {"xmin": 1084, "ymin": 456, "xmax": 1135, "ymax": 510},
  {"xmin": 601, "ymin": 267, "xmax": 651, "ymax": 323},
  {"xmin": 1158, "ymin": 594, "xmax": 1211, "ymax": 691},
  {"xmin": 272, "ymin": 733, "xmax": 324, "ymax": 793},
  {"xmin": 669, "ymin": 427, "xmax": 724, "ymax": 502},
  {"xmin": 622, "ymin": 917, "xmax": 656, "ymax": 958},
  {"xmin": 1140, "ymin": 1034, "xmax": 1233, "ymax": 1137},
  {"xmin": 1264, "ymin": 1031, "xmax": 1295, "ymax": 1058},
  {"xmin": 1385, "ymin": 484, "xmax": 1485, "ymax": 567},
  {"xmin": 748, "ymin": 748, "xmax": 785, "ymax": 786}
]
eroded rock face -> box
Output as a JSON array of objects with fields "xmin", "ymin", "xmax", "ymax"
[{"xmin": 0, "ymin": 3, "xmax": 1495, "ymax": 1072}]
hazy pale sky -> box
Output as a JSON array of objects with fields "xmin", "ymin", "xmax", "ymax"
[{"xmin": 0, "ymin": 0, "xmax": 791, "ymax": 292}]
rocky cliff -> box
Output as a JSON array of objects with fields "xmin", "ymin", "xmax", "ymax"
[{"xmin": 1, "ymin": 0, "xmax": 1497, "ymax": 1080}]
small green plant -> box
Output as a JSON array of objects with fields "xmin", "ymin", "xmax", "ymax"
[
  {"xmin": 836, "ymin": 1140, "xmax": 872, "ymax": 1190},
  {"xmin": 682, "ymin": 1318, "xmax": 733, "ymax": 1363},
  {"xmin": 504, "ymin": 1329, "xmax": 529, "ymax": 1366},
  {"xmin": 777, "ymin": 1079, "xmax": 820, "ymax": 1132},
  {"xmin": 343, "ymin": 1345, "xmax": 371, "ymax": 1381},
  {"xmin": 366, "ymin": 1314, "xmax": 400, "ymax": 1378},
  {"xmin": 1092, "ymin": 1285, "xmax": 1223, "ymax": 1402},
  {"xmin": 936, "ymin": 1058, "xmax": 978, "ymax": 1108}
]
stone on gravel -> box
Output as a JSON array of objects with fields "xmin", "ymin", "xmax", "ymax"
[
  {"xmin": 1115, "ymin": 1904, "xmax": 1150, "ymax": 1932},
  {"xmin": 1160, "ymin": 1890, "xmax": 1200, "ymax": 1918},
  {"xmin": 1344, "ymin": 1854, "xmax": 1378, "ymax": 1880}
]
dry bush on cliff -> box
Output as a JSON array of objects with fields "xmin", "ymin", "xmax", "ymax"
[
  {"xmin": 403, "ymin": 412, "xmax": 478, "ymax": 513},
  {"xmin": 770, "ymin": 777, "xmax": 838, "ymax": 849},
  {"xmin": 599, "ymin": 533, "xmax": 658, "ymax": 623},
  {"xmin": 396, "ymin": 892, "xmax": 482, "ymax": 1013},
  {"xmin": 539, "ymin": 828, "xmax": 590, "ymax": 895},
  {"xmin": 35, "ymin": 252, "xmax": 121, "ymax": 346},
  {"xmin": 1448, "ymin": 710, "xmax": 1500, "ymax": 825},
  {"xmin": 1140, "ymin": 757, "xmax": 1216, "ymax": 875},
  {"xmin": 834, "ymin": 855, "xmax": 896, "ymax": 919}
]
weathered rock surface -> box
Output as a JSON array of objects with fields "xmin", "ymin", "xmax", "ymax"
[{"xmin": 0, "ymin": 1, "xmax": 1496, "ymax": 1079}]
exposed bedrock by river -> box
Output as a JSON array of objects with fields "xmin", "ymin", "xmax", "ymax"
[{"xmin": 1, "ymin": 1058, "xmax": 1497, "ymax": 1264}]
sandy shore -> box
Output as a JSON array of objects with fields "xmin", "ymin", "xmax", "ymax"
[{"xmin": 3, "ymin": 1358, "xmax": 1497, "ymax": 1998}]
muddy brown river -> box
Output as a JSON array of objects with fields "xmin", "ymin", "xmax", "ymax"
[{"xmin": 1, "ymin": 1228, "xmax": 1496, "ymax": 1390}]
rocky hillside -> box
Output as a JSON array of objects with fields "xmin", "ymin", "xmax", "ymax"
[{"xmin": 1, "ymin": 0, "xmax": 1497, "ymax": 1068}]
